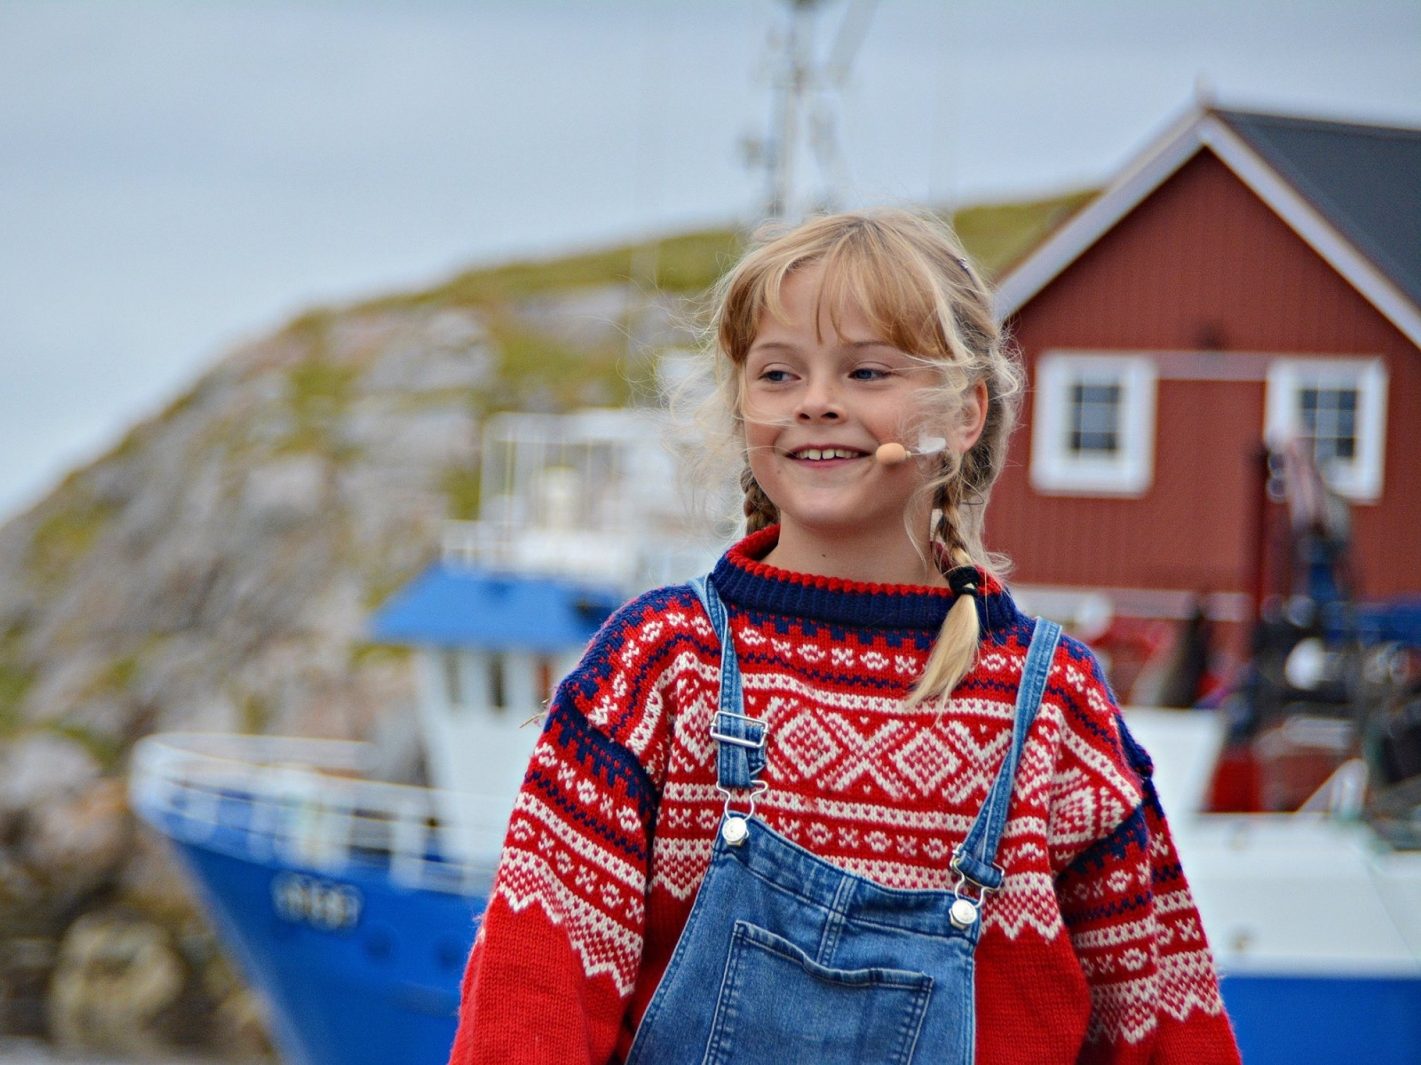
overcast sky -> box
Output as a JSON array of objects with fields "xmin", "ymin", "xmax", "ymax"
[{"xmin": 2, "ymin": 0, "xmax": 1418, "ymax": 522}]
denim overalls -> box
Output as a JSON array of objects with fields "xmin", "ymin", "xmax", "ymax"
[{"xmin": 625, "ymin": 576, "xmax": 1062, "ymax": 1065}]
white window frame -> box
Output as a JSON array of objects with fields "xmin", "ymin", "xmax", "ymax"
[
  {"xmin": 1031, "ymin": 352, "xmax": 1157, "ymax": 496},
  {"xmin": 1265, "ymin": 357, "xmax": 1387, "ymax": 502}
]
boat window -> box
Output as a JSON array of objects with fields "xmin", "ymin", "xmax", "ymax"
[
  {"xmin": 537, "ymin": 656, "xmax": 556, "ymax": 705},
  {"xmin": 489, "ymin": 654, "xmax": 507, "ymax": 712},
  {"xmin": 441, "ymin": 649, "xmax": 464, "ymax": 707}
]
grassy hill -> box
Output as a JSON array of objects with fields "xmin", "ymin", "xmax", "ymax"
[{"xmin": 367, "ymin": 187, "xmax": 1094, "ymax": 310}]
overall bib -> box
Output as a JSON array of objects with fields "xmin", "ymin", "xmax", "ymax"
[{"xmin": 625, "ymin": 575, "xmax": 1062, "ymax": 1065}]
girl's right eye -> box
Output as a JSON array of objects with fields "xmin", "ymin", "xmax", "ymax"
[{"xmin": 758, "ymin": 368, "xmax": 792, "ymax": 383}]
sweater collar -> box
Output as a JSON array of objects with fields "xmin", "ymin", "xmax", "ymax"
[{"xmin": 710, "ymin": 526, "xmax": 1021, "ymax": 635}]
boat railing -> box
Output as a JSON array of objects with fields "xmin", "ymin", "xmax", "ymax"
[
  {"xmin": 440, "ymin": 518, "xmax": 719, "ymax": 589},
  {"xmin": 130, "ymin": 732, "xmax": 507, "ymax": 896}
]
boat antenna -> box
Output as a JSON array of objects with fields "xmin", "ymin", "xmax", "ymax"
[{"xmin": 743, "ymin": 0, "xmax": 879, "ymax": 221}]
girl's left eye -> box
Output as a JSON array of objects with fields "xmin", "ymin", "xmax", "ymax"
[{"xmin": 849, "ymin": 366, "xmax": 892, "ymax": 381}]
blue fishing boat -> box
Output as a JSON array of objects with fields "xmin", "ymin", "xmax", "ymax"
[{"xmin": 130, "ymin": 732, "xmax": 491, "ymax": 1065}]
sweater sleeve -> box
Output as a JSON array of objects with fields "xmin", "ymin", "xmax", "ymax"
[
  {"xmin": 447, "ymin": 588, "xmax": 696, "ymax": 1065},
  {"xmin": 1050, "ymin": 646, "xmax": 1240, "ymax": 1064}
]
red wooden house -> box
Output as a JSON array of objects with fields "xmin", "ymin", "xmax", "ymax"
[{"xmin": 988, "ymin": 103, "xmax": 1421, "ymax": 689}]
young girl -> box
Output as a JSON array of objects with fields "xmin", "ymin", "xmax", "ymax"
[{"xmin": 448, "ymin": 210, "xmax": 1239, "ymax": 1064}]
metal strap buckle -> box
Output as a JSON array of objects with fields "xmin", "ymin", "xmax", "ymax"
[
  {"xmin": 709, "ymin": 711, "xmax": 767, "ymax": 749},
  {"xmin": 949, "ymin": 851, "xmax": 1004, "ymax": 903}
]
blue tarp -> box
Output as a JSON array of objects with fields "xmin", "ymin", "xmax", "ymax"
[
  {"xmin": 1353, "ymin": 598, "xmax": 1421, "ymax": 647},
  {"xmin": 369, "ymin": 564, "xmax": 623, "ymax": 652},
  {"xmin": 1319, "ymin": 597, "xmax": 1421, "ymax": 648}
]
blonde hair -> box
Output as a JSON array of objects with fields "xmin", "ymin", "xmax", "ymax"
[{"xmin": 703, "ymin": 208, "xmax": 1023, "ymax": 703}]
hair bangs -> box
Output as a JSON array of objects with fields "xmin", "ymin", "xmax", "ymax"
[{"xmin": 814, "ymin": 231, "xmax": 950, "ymax": 363}]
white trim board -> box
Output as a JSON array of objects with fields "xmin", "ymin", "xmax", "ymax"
[
  {"xmin": 1013, "ymin": 583, "xmax": 1254, "ymax": 625},
  {"xmin": 1034, "ymin": 346, "xmax": 1381, "ymax": 383}
]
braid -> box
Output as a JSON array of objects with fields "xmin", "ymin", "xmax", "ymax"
[
  {"xmin": 740, "ymin": 466, "xmax": 780, "ymax": 533},
  {"xmin": 910, "ymin": 479, "xmax": 983, "ymax": 707},
  {"xmin": 934, "ymin": 480, "xmax": 974, "ymax": 570}
]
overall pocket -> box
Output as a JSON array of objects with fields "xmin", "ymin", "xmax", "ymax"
[{"xmin": 700, "ymin": 920, "xmax": 934, "ymax": 1065}]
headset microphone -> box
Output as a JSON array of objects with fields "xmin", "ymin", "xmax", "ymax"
[{"xmin": 875, "ymin": 436, "xmax": 947, "ymax": 465}]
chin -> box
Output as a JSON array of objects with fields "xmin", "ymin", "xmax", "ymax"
[{"xmin": 785, "ymin": 511, "xmax": 903, "ymax": 542}]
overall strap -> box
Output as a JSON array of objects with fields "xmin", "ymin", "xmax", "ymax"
[
  {"xmin": 951, "ymin": 618, "xmax": 1062, "ymax": 894},
  {"xmin": 688, "ymin": 576, "xmax": 766, "ymax": 792}
]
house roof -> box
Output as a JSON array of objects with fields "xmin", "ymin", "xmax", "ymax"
[
  {"xmin": 1216, "ymin": 110, "xmax": 1421, "ymax": 308},
  {"xmin": 369, "ymin": 563, "xmax": 622, "ymax": 652},
  {"xmin": 996, "ymin": 103, "xmax": 1421, "ymax": 348}
]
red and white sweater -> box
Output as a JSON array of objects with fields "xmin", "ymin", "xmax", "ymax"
[{"xmin": 450, "ymin": 528, "xmax": 1239, "ymax": 1064}]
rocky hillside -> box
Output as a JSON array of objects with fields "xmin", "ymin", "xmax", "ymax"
[{"xmin": 0, "ymin": 193, "xmax": 1091, "ymax": 1057}]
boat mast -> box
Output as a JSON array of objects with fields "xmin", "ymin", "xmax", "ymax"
[{"xmin": 748, "ymin": 0, "xmax": 878, "ymax": 221}]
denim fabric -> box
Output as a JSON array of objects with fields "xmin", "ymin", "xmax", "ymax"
[
  {"xmin": 626, "ymin": 577, "xmax": 1061, "ymax": 1065},
  {"xmin": 691, "ymin": 574, "xmax": 766, "ymax": 790}
]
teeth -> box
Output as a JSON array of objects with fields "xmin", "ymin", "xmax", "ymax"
[{"xmin": 795, "ymin": 448, "xmax": 859, "ymax": 460}]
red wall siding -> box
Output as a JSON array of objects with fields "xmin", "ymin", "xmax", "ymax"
[{"xmin": 990, "ymin": 150, "xmax": 1421, "ymax": 604}]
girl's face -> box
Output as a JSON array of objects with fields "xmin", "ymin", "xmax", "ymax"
[{"xmin": 742, "ymin": 262, "xmax": 982, "ymax": 552}]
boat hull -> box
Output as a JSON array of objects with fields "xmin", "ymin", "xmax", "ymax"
[
  {"xmin": 1221, "ymin": 972, "xmax": 1421, "ymax": 1064},
  {"xmin": 128, "ymin": 733, "xmax": 491, "ymax": 1065},
  {"xmin": 161, "ymin": 830, "xmax": 479, "ymax": 1065}
]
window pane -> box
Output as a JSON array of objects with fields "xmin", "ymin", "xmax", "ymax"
[
  {"xmin": 1069, "ymin": 382, "xmax": 1120, "ymax": 455},
  {"xmin": 1298, "ymin": 386, "xmax": 1360, "ymax": 471}
]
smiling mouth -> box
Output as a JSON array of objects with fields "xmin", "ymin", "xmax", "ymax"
[{"xmin": 787, "ymin": 447, "xmax": 868, "ymax": 461}]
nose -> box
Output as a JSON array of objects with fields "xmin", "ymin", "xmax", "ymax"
[{"xmin": 795, "ymin": 374, "xmax": 842, "ymax": 421}]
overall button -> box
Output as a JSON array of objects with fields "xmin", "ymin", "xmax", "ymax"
[
  {"xmin": 721, "ymin": 816, "xmax": 750, "ymax": 846},
  {"xmin": 949, "ymin": 897, "xmax": 978, "ymax": 929}
]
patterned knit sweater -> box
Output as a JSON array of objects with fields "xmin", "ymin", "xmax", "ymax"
[{"xmin": 449, "ymin": 528, "xmax": 1239, "ymax": 1064}]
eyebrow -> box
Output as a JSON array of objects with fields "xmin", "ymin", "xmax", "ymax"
[{"xmin": 748, "ymin": 338, "xmax": 899, "ymax": 354}]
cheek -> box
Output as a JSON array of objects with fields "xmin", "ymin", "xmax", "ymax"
[
  {"xmin": 902, "ymin": 387, "xmax": 959, "ymax": 444},
  {"xmin": 738, "ymin": 389, "xmax": 778, "ymax": 433},
  {"xmin": 739, "ymin": 394, "xmax": 790, "ymax": 453},
  {"xmin": 745, "ymin": 429, "xmax": 777, "ymax": 481},
  {"xmin": 743, "ymin": 416, "xmax": 774, "ymax": 448},
  {"xmin": 744, "ymin": 425, "xmax": 786, "ymax": 500}
]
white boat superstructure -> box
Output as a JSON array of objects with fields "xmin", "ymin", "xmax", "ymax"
[
  {"xmin": 376, "ymin": 408, "xmax": 724, "ymax": 862},
  {"xmin": 448, "ymin": 408, "xmax": 725, "ymax": 589}
]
